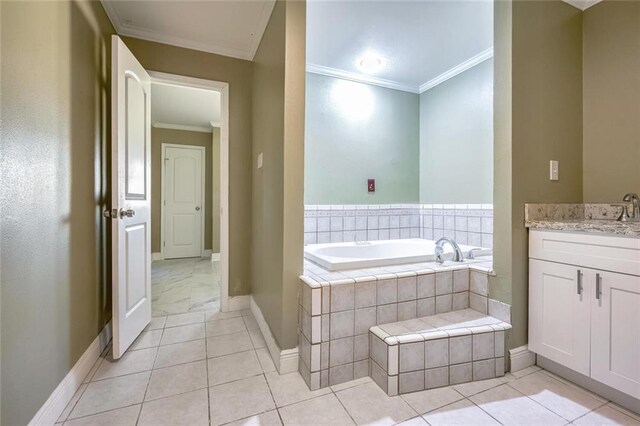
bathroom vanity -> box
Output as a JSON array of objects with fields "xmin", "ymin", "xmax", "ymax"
[{"xmin": 527, "ymin": 211, "xmax": 640, "ymax": 403}]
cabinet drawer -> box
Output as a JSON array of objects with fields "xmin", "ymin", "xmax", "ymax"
[{"xmin": 529, "ymin": 230, "xmax": 640, "ymax": 276}]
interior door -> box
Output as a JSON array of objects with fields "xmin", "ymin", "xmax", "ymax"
[
  {"xmin": 109, "ymin": 35, "xmax": 152, "ymax": 359},
  {"xmin": 529, "ymin": 259, "xmax": 591, "ymax": 375},
  {"xmin": 591, "ymin": 270, "xmax": 640, "ymax": 398},
  {"xmin": 164, "ymin": 145, "xmax": 203, "ymax": 259}
]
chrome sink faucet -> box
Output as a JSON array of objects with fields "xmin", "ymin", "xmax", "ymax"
[
  {"xmin": 621, "ymin": 193, "xmax": 640, "ymax": 220},
  {"xmin": 435, "ymin": 238, "xmax": 464, "ymax": 264}
]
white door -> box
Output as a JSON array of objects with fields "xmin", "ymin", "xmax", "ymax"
[
  {"xmin": 529, "ymin": 259, "xmax": 591, "ymax": 375},
  {"xmin": 163, "ymin": 145, "xmax": 204, "ymax": 259},
  {"xmin": 109, "ymin": 35, "xmax": 152, "ymax": 359},
  {"xmin": 591, "ymin": 270, "xmax": 640, "ymax": 398}
]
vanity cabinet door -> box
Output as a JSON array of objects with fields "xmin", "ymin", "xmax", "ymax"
[
  {"xmin": 529, "ymin": 259, "xmax": 591, "ymax": 375},
  {"xmin": 591, "ymin": 271, "xmax": 640, "ymax": 398}
]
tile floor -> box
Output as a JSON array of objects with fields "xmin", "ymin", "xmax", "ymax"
[
  {"xmin": 152, "ymin": 258, "xmax": 220, "ymax": 316},
  {"xmin": 56, "ymin": 308, "xmax": 640, "ymax": 426}
]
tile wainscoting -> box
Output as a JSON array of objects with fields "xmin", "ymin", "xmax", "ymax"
[{"xmin": 304, "ymin": 204, "xmax": 493, "ymax": 248}]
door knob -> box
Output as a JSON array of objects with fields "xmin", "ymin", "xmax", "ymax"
[
  {"xmin": 195, "ymin": 207, "xmax": 201, "ymax": 211},
  {"xmin": 103, "ymin": 208, "xmax": 117, "ymax": 219},
  {"xmin": 119, "ymin": 208, "xmax": 135, "ymax": 218}
]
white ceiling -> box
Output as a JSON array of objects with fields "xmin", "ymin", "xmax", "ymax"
[
  {"xmin": 151, "ymin": 83, "xmax": 221, "ymax": 133},
  {"xmin": 306, "ymin": 0, "xmax": 494, "ymax": 93},
  {"xmin": 101, "ymin": 0, "xmax": 276, "ymax": 60}
]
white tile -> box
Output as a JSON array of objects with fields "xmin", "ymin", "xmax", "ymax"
[
  {"xmin": 510, "ymin": 371, "xmax": 607, "ymax": 422},
  {"xmin": 450, "ymin": 363, "xmax": 472, "ymax": 385},
  {"xmin": 472, "ymin": 332, "xmax": 494, "ymax": 360},
  {"xmin": 265, "ymin": 371, "xmax": 331, "ymax": 407},
  {"xmin": 329, "ymin": 337, "xmax": 354, "ymax": 367},
  {"xmin": 145, "ymin": 360, "xmax": 207, "ymax": 401},
  {"xmin": 574, "ymin": 404, "xmax": 640, "ymax": 426},
  {"xmin": 435, "ymin": 272, "xmax": 453, "ymax": 295},
  {"xmin": 378, "ymin": 278, "xmax": 399, "ymax": 304},
  {"xmin": 129, "ymin": 329, "xmax": 163, "ymax": 351},
  {"xmin": 453, "ymin": 377, "xmax": 503, "ymax": 397},
  {"xmin": 207, "ymin": 331, "xmax": 253, "ymax": 357},
  {"xmin": 336, "ymin": 382, "xmax": 416, "ymax": 426},
  {"xmin": 398, "ymin": 276, "xmax": 418, "ymax": 302},
  {"xmin": 330, "ymin": 376, "xmax": 373, "ymax": 392},
  {"xmin": 92, "ymin": 347, "xmax": 157, "ymax": 381},
  {"xmin": 279, "ymin": 393, "xmax": 354, "ymax": 425},
  {"xmin": 470, "ymin": 293, "xmax": 488, "ymax": 314},
  {"xmin": 422, "ymin": 398, "xmax": 499, "ymax": 425},
  {"xmin": 355, "ymin": 307, "xmax": 377, "ymax": 335},
  {"xmin": 473, "ymin": 359, "xmax": 495, "ymax": 381},
  {"xmin": 209, "ymin": 375, "xmax": 276, "ymax": 426},
  {"xmin": 330, "ymin": 310, "xmax": 355, "ymax": 340},
  {"xmin": 160, "ymin": 323, "xmax": 205, "ymax": 345},
  {"xmin": 155, "ymin": 339, "xmax": 207, "ymax": 369},
  {"xmin": 256, "ymin": 347, "xmax": 277, "ymax": 373},
  {"xmin": 138, "ymin": 389, "xmax": 209, "ymax": 426},
  {"xmin": 425, "ymin": 367, "xmax": 449, "ymax": 389},
  {"xmin": 488, "ymin": 299, "xmax": 510, "ymax": 323},
  {"xmin": 63, "ymin": 405, "xmax": 140, "ymax": 426},
  {"xmin": 208, "ymin": 350, "xmax": 263, "ymax": 386},
  {"xmin": 453, "ymin": 270, "xmax": 469, "ymax": 292},
  {"xmin": 225, "ymin": 410, "xmax": 282, "ymax": 426},
  {"xmin": 435, "ymin": 294, "xmax": 452, "ymax": 314},
  {"xmin": 470, "ymin": 271, "xmax": 488, "ymax": 296},
  {"xmin": 69, "ymin": 371, "xmax": 150, "ymax": 419},
  {"xmin": 146, "ymin": 316, "xmax": 167, "ymax": 331},
  {"xmin": 449, "ymin": 336, "xmax": 472, "ymax": 365},
  {"xmin": 331, "ymin": 282, "xmax": 355, "ymax": 312},
  {"xmin": 165, "ymin": 311, "xmax": 206, "ymax": 328},
  {"xmin": 400, "ymin": 386, "xmax": 464, "ymax": 415},
  {"xmin": 470, "ymin": 384, "xmax": 566, "ymax": 425},
  {"xmin": 249, "ymin": 328, "xmax": 267, "ymax": 349},
  {"xmin": 400, "ymin": 371, "xmax": 425, "ymax": 393},
  {"xmin": 205, "ymin": 317, "xmax": 247, "ymax": 337},
  {"xmin": 58, "ymin": 384, "xmax": 87, "ymax": 423},
  {"xmin": 417, "ymin": 298, "xmax": 435, "ymax": 317},
  {"xmin": 400, "ymin": 342, "xmax": 424, "ymax": 373},
  {"xmin": 395, "ymin": 417, "xmax": 428, "ymax": 426}
]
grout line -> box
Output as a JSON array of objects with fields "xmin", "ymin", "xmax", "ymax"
[{"xmin": 66, "ymin": 402, "xmax": 143, "ymax": 424}]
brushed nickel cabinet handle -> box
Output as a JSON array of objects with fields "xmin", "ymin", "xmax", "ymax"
[
  {"xmin": 577, "ymin": 269, "xmax": 583, "ymax": 295},
  {"xmin": 596, "ymin": 273, "xmax": 602, "ymax": 300}
]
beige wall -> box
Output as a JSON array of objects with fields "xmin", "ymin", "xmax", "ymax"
[
  {"xmin": 493, "ymin": 0, "xmax": 583, "ymax": 349},
  {"xmin": 151, "ymin": 127, "xmax": 220, "ymax": 253},
  {"xmin": 0, "ymin": 1, "xmax": 115, "ymax": 424},
  {"xmin": 122, "ymin": 36, "xmax": 253, "ymax": 296},
  {"xmin": 583, "ymin": 0, "xmax": 640, "ymax": 202},
  {"xmin": 251, "ymin": 0, "xmax": 305, "ymax": 350}
]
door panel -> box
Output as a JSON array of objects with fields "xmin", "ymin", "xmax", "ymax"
[
  {"xmin": 111, "ymin": 35, "xmax": 152, "ymax": 359},
  {"xmin": 529, "ymin": 259, "xmax": 591, "ymax": 375},
  {"xmin": 591, "ymin": 271, "xmax": 640, "ymax": 398},
  {"xmin": 164, "ymin": 145, "xmax": 203, "ymax": 259}
]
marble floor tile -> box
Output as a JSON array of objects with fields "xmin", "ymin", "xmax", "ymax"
[
  {"xmin": 138, "ymin": 389, "xmax": 209, "ymax": 426},
  {"xmin": 207, "ymin": 350, "xmax": 263, "ymax": 386},
  {"xmin": 400, "ymin": 386, "xmax": 465, "ymax": 415},
  {"xmin": 265, "ymin": 371, "xmax": 332, "ymax": 407},
  {"xmin": 145, "ymin": 360, "xmax": 208, "ymax": 401},
  {"xmin": 129, "ymin": 329, "xmax": 163, "ymax": 351},
  {"xmin": 207, "ymin": 331, "xmax": 253, "ymax": 357},
  {"xmin": 154, "ymin": 339, "xmax": 206, "ymax": 369},
  {"xmin": 209, "ymin": 375, "xmax": 276, "ymax": 426},
  {"xmin": 278, "ymin": 393, "xmax": 355, "ymax": 426},
  {"xmin": 91, "ymin": 347, "xmax": 157, "ymax": 381},
  {"xmin": 63, "ymin": 405, "xmax": 140, "ymax": 426},
  {"xmin": 165, "ymin": 311, "xmax": 206, "ymax": 328},
  {"xmin": 160, "ymin": 323, "xmax": 206, "ymax": 346},
  {"xmin": 225, "ymin": 409, "xmax": 282, "ymax": 426},
  {"xmin": 336, "ymin": 382, "xmax": 417, "ymax": 426},
  {"xmin": 422, "ymin": 399, "xmax": 500, "ymax": 425}
]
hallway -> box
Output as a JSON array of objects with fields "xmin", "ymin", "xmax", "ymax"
[
  {"xmin": 55, "ymin": 309, "xmax": 639, "ymax": 425},
  {"xmin": 152, "ymin": 258, "xmax": 220, "ymax": 317}
]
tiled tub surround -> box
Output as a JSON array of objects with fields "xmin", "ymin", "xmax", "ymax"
[
  {"xmin": 304, "ymin": 204, "xmax": 493, "ymax": 248},
  {"xmin": 370, "ymin": 310, "xmax": 511, "ymax": 396},
  {"xmin": 297, "ymin": 259, "xmax": 512, "ymax": 394}
]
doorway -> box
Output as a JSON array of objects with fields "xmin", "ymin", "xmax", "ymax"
[{"xmin": 149, "ymin": 71, "xmax": 230, "ymax": 317}]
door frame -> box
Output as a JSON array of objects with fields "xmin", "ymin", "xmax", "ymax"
[
  {"xmin": 160, "ymin": 143, "xmax": 206, "ymax": 259},
  {"xmin": 149, "ymin": 71, "xmax": 231, "ymax": 312}
]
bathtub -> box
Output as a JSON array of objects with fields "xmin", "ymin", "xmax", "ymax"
[{"xmin": 304, "ymin": 238, "xmax": 491, "ymax": 271}]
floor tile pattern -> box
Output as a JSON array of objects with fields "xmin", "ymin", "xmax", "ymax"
[
  {"xmin": 152, "ymin": 258, "xmax": 220, "ymax": 316},
  {"xmin": 57, "ymin": 307, "xmax": 640, "ymax": 426}
]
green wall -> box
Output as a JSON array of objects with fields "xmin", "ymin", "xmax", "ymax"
[
  {"xmin": 493, "ymin": 0, "xmax": 583, "ymax": 350},
  {"xmin": 583, "ymin": 0, "xmax": 640, "ymax": 203},
  {"xmin": 420, "ymin": 60, "xmax": 494, "ymax": 204},
  {"xmin": 304, "ymin": 72, "xmax": 420, "ymax": 205},
  {"xmin": 0, "ymin": 1, "xmax": 115, "ymax": 424}
]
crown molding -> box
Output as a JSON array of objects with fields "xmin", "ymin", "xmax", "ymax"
[
  {"xmin": 562, "ymin": 0, "xmax": 603, "ymax": 10},
  {"xmin": 419, "ymin": 48, "xmax": 493, "ymax": 93},
  {"xmin": 153, "ymin": 122, "xmax": 213, "ymax": 133},
  {"xmin": 210, "ymin": 121, "xmax": 221, "ymax": 128},
  {"xmin": 306, "ymin": 63, "xmax": 419, "ymax": 94},
  {"xmin": 101, "ymin": 0, "xmax": 274, "ymax": 61}
]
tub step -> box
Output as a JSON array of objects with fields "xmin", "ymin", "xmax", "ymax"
[{"xmin": 369, "ymin": 309, "xmax": 511, "ymax": 396}]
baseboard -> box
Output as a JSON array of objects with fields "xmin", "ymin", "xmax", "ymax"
[
  {"xmin": 210, "ymin": 252, "xmax": 221, "ymax": 261},
  {"xmin": 202, "ymin": 249, "xmax": 213, "ymax": 258},
  {"xmin": 250, "ymin": 296, "xmax": 299, "ymax": 374},
  {"xmin": 509, "ymin": 345, "xmax": 537, "ymax": 372},
  {"xmin": 152, "ymin": 252, "xmax": 164, "ymax": 261},
  {"xmin": 29, "ymin": 322, "xmax": 112, "ymax": 426},
  {"xmin": 226, "ymin": 295, "xmax": 250, "ymax": 312}
]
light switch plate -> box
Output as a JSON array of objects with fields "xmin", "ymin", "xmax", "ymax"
[
  {"xmin": 550, "ymin": 160, "xmax": 559, "ymax": 181},
  {"xmin": 258, "ymin": 153, "xmax": 263, "ymax": 169}
]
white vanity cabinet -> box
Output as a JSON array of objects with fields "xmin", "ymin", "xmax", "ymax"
[{"xmin": 529, "ymin": 230, "xmax": 640, "ymax": 399}]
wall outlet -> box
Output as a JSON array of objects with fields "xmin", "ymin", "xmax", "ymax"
[
  {"xmin": 368, "ymin": 179, "xmax": 375, "ymax": 193},
  {"xmin": 257, "ymin": 153, "xmax": 263, "ymax": 169},
  {"xmin": 550, "ymin": 160, "xmax": 559, "ymax": 181}
]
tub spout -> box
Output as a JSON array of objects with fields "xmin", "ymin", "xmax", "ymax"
[{"xmin": 435, "ymin": 238, "xmax": 464, "ymax": 263}]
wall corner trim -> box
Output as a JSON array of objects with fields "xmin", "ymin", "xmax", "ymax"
[
  {"xmin": 418, "ymin": 47, "xmax": 494, "ymax": 93},
  {"xmin": 226, "ymin": 295, "xmax": 251, "ymax": 312},
  {"xmin": 509, "ymin": 344, "xmax": 537, "ymax": 372},
  {"xmin": 250, "ymin": 296, "xmax": 299, "ymax": 374},
  {"xmin": 29, "ymin": 322, "xmax": 112, "ymax": 426}
]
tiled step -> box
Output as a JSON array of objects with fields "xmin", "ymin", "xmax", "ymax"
[{"xmin": 369, "ymin": 309, "xmax": 511, "ymax": 396}]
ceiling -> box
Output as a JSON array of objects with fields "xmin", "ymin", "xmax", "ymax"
[
  {"xmin": 101, "ymin": 0, "xmax": 276, "ymax": 60},
  {"xmin": 151, "ymin": 83, "xmax": 221, "ymax": 133},
  {"xmin": 306, "ymin": 0, "xmax": 494, "ymax": 94},
  {"xmin": 562, "ymin": 0, "xmax": 603, "ymax": 10}
]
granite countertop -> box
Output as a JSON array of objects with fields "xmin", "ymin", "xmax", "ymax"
[{"xmin": 526, "ymin": 219, "xmax": 640, "ymax": 237}]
